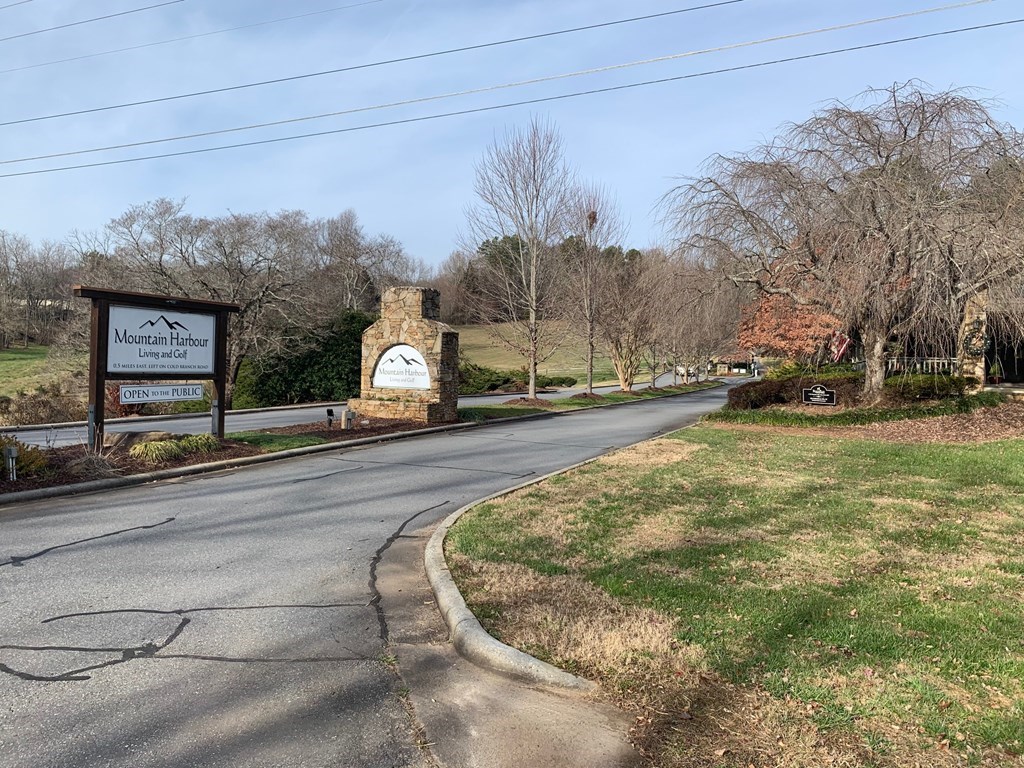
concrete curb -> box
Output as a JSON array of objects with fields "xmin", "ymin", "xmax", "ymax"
[
  {"xmin": 423, "ymin": 411, "xmax": 710, "ymax": 692},
  {"xmin": 0, "ymin": 400, "xmax": 346, "ymax": 433},
  {"xmin": 0, "ymin": 382, "xmax": 725, "ymax": 508},
  {"xmin": 0, "ymin": 419, "xmax": 487, "ymax": 508},
  {"xmin": 425, "ymin": 458, "xmax": 603, "ymax": 693}
]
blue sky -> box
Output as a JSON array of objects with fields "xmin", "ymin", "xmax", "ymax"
[{"xmin": 1, "ymin": 0, "xmax": 1021, "ymax": 265}]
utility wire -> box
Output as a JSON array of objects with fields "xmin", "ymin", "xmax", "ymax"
[
  {"xmin": 0, "ymin": 0, "xmax": 184, "ymax": 44},
  {"xmin": 0, "ymin": 0, "xmax": 33, "ymax": 11},
  {"xmin": 0, "ymin": 0, "xmax": 751, "ymax": 127},
  {"xmin": 0, "ymin": 17, "xmax": 1018, "ymax": 180},
  {"xmin": 0, "ymin": 1, "xmax": 385, "ymax": 75},
  {"xmin": 0, "ymin": 0, "xmax": 1001, "ymax": 163}
]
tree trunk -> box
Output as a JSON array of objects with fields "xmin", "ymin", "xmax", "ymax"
[
  {"xmin": 586, "ymin": 332, "xmax": 594, "ymax": 394},
  {"xmin": 862, "ymin": 328, "xmax": 888, "ymax": 402}
]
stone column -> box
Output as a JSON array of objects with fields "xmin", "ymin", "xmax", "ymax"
[
  {"xmin": 348, "ymin": 287, "xmax": 460, "ymax": 422},
  {"xmin": 958, "ymin": 291, "xmax": 988, "ymax": 390}
]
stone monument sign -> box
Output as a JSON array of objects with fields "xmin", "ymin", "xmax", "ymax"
[{"xmin": 350, "ymin": 287, "xmax": 459, "ymax": 423}]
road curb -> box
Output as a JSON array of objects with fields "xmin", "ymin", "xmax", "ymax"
[
  {"xmin": 423, "ymin": 414, "xmax": 709, "ymax": 691},
  {"xmin": 425, "ymin": 459, "xmax": 603, "ymax": 693},
  {"xmin": 0, "ymin": 400, "xmax": 347, "ymax": 433}
]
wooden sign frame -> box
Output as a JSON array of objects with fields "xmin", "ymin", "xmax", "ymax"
[{"xmin": 73, "ymin": 286, "xmax": 240, "ymax": 450}]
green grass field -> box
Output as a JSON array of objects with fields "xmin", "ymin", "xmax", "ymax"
[
  {"xmin": 454, "ymin": 324, "xmax": 623, "ymax": 384},
  {"xmin": 0, "ymin": 345, "xmax": 66, "ymax": 397},
  {"xmin": 448, "ymin": 422, "xmax": 1024, "ymax": 767}
]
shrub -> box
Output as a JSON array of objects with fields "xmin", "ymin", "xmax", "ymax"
[
  {"xmin": 458, "ymin": 363, "xmax": 578, "ymax": 394},
  {"xmin": 0, "ymin": 434, "xmax": 49, "ymax": 477},
  {"xmin": 539, "ymin": 375, "xmax": 577, "ymax": 388},
  {"xmin": 234, "ymin": 311, "xmax": 375, "ymax": 407},
  {"xmin": 727, "ymin": 372, "xmax": 863, "ymax": 410},
  {"xmin": 764, "ymin": 361, "xmax": 860, "ymax": 380},
  {"xmin": 128, "ymin": 440, "xmax": 186, "ymax": 463},
  {"xmin": 180, "ymin": 433, "xmax": 220, "ymax": 454},
  {"xmin": 105, "ymin": 382, "xmax": 148, "ymax": 417},
  {"xmin": 883, "ymin": 374, "xmax": 973, "ymax": 401},
  {"xmin": 0, "ymin": 378, "xmax": 85, "ymax": 425},
  {"xmin": 459, "ymin": 361, "xmax": 516, "ymax": 394}
]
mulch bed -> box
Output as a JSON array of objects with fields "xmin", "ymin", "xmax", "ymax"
[
  {"xmin": 502, "ymin": 398, "xmax": 555, "ymax": 408},
  {"xmin": 0, "ymin": 440, "xmax": 264, "ymax": 495},
  {"xmin": 263, "ymin": 417, "xmax": 431, "ymax": 440},
  {"xmin": 848, "ymin": 401, "xmax": 1024, "ymax": 443},
  {"xmin": 0, "ymin": 416, "xmax": 441, "ymax": 495},
  {"xmin": 717, "ymin": 402, "xmax": 1024, "ymax": 444}
]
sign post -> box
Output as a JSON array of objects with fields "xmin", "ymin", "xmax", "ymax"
[{"xmin": 74, "ymin": 287, "xmax": 239, "ymax": 450}]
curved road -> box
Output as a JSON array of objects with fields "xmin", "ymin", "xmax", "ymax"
[
  {"xmin": 0, "ymin": 386, "xmax": 729, "ymax": 768},
  {"xmin": 4, "ymin": 372, "xmax": 711, "ymax": 448}
]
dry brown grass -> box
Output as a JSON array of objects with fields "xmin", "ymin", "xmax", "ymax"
[
  {"xmin": 600, "ymin": 440, "xmax": 703, "ymax": 468},
  {"xmin": 449, "ymin": 556, "xmax": 934, "ymax": 767}
]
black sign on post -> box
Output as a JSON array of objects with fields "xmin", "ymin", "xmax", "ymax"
[
  {"xmin": 73, "ymin": 287, "xmax": 240, "ymax": 450},
  {"xmin": 802, "ymin": 383, "xmax": 837, "ymax": 407}
]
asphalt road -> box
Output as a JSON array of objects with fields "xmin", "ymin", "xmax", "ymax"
[
  {"xmin": 0, "ymin": 386, "xmax": 729, "ymax": 768},
  {"xmin": 4, "ymin": 372, "xmax": 702, "ymax": 448}
]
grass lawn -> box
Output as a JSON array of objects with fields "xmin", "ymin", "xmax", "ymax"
[
  {"xmin": 0, "ymin": 345, "xmax": 64, "ymax": 397},
  {"xmin": 446, "ymin": 422, "xmax": 1024, "ymax": 767},
  {"xmin": 454, "ymin": 323, "xmax": 623, "ymax": 384}
]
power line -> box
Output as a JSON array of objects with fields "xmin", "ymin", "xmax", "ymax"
[
  {"xmin": 0, "ymin": 0, "xmax": 751, "ymax": 127},
  {"xmin": 0, "ymin": 0, "xmax": 33, "ymax": 11},
  {"xmin": 0, "ymin": 0, "xmax": 1001, "ymax": 163},
  {"xmin": 1, "ymin": 17, "xmax": 1018, "ymax": 180},
  {"xmin": 0, "ymin": 1, "xmax": 385, "ymax": 75},
  {"xmin": 0, "ymin": 0, "xmax": 184, "ymax": 44}
]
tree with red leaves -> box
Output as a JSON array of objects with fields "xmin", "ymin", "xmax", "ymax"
[{"xmin": 738, "ymin": 294, "xmax": 839, "ymax": 361}]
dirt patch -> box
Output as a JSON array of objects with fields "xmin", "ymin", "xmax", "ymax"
[{"xmin": 569, "ymin": 392, "xmax": 605, "ymax": 401}]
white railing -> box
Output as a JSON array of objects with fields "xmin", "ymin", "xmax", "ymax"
[{"xmin": 885, "ymin": 357, "xmax": 960, "ymax": 374}]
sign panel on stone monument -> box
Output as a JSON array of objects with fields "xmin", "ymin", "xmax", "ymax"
[
  {"xmin": 372, "ymin": 344, "xmax": 431, "ymax": 390},
  {"xmin": 107, "ymin": 305, "xmax": 216, "ymax": 374}
]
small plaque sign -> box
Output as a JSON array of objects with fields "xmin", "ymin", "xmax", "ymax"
[{"xmin": 802, "ymin": 383, "xmax": 837, "ymax": 406}]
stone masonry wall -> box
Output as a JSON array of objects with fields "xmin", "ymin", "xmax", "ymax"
[{"xmin": 349, "ymin": 287, "xmax": 459, "ymax": 423}]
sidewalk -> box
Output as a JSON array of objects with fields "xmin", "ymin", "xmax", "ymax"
[{"xmin": 378, "ymin": 528, "xmax": 642, "ymax": 768}]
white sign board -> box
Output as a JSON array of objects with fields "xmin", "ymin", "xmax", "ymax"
[
  {"xmin": 107, "ymin": 305, "xmax": 216, "ymax": 374},
  {"xmin": 119, "ymin": 384, "xmax": 205, "ymax": 404},
  {"xmin": 372, "ymin": 344, "xmax": 431, "ymax": 390}
]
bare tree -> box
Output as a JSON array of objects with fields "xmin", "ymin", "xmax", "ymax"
[
  {"xmin": 664, "ymin": 83, "xmax": 1024, "ymax": 400},
  {"xmin": 102, "ymin": 199, "xmax": 312, "ymax": 405},
  {"xmin": 596, "ymin": 247, "xmax": 665, "ymax": 391},
  {"xmin": 562, "ymin": 184, "xmax": 626, "ymax": 393},
  {"xmin": 465, "ymin": 117, "xmax": 575, "ymax": 399},
  {"xmin": 663, "ymin": 262, "xmax": 745, "ymax": 383},
  {"xmin": 0, "ymin": 231, "xmax": 31, "ymax": 349}
]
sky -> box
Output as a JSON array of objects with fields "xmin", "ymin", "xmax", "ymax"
[{"xmin": 0, "ymin": 0, "xmax": 1021, "ymax": 267}]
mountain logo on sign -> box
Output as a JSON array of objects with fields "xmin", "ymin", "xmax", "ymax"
[
  {"xmin": 139, "ymin": 315, "xmax": 189, "ymax": 331},
  {"xmin": 382, "ymin": 353, "xmax": 424, "ymax": 367}
]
